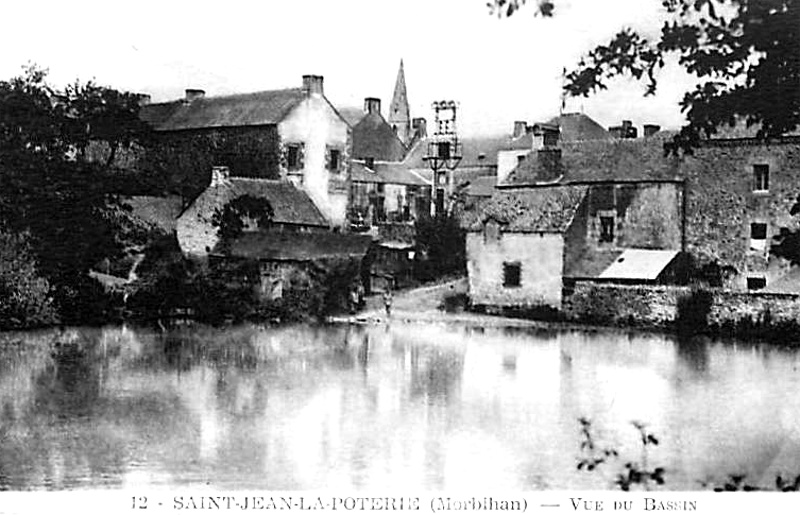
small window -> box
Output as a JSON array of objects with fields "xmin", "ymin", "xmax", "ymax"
[
  {"xmin": 329, "ymin": 149, "xmax": 341, "ymax": 171},
  {"xmin": 503, "ymin": 262, "xmax": 521, "ymax": 288},
  {"xmin": 287, "ymin": 144, "xmax": 300, "ymax": 170},
  {"xmin": 747, "ymin": 276, "xmax": 766, "ymax": 290},
  {"xmin": 753, "ymin": 164, "xmax": 769, "ymax": 192},
  {"xmin": 750, "ymin": 222, "xmax": 767, "ymax": 251},
  {"xmin": 517, "ymin": 154, "xmax": 526, "ymax": 164},
  {"xmin": 599, "ymin": 216, "xmax": 615, "ymax": 243}
]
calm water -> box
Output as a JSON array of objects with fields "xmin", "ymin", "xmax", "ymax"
[{"xmin": 1, "ymin": 321, "xmax": 800, "ymax": 491}]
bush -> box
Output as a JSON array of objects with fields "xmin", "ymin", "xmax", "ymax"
[{"xmin": 0, "ymin": 229, "xmax": 58, "ymax": 328}]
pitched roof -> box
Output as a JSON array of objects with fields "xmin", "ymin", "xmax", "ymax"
[
  {"xmin": 339, "ymin": 107, "xmax": 366, "ymax": 127},
  {"xmin": 352, "ymin": 112, "xmax": 407, "ymax": 162},
  {"xmin": 462, "ymin": 185, "xmax": 588, "ymax": 233},
  {"xmin": 217, "ymin": 231, "xmax": 372, "ymax": 262},
  {"xmin": 351, "ymin": 161, "xmax": 429, "ymax": 186},
  {"xmin": 183, "ymin": 178, "xmax": 328, "ymax": 227},
  {"xmin": 547, "ymin": 112, "xmax": 613, "ymax": 142},
  {"xmin": 505, "ymin": 133, "xmax": 682, "ymax": 186},
  {"xmin": 141, "ymin": 88, "xmax": 306, "ymax": 131}
]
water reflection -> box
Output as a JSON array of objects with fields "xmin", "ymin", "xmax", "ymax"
[{"xmin": 1, "ymin": 322, "xmax": 800, "ymax": 490}]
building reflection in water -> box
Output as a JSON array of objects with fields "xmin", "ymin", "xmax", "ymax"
[{"xmin": 1, "ymin": 322, "xmax": 800, "ymax": 490}]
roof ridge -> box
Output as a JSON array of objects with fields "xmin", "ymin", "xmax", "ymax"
[{"xmin": 147, "ymin": 87, "xmax": 304, "ymax": 106}]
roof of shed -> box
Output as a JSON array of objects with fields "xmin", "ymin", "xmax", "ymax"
[
  {"xmin": 598, "ymin": 249, "xmax": 680, "ymax": 281},
  {"xmin": 462, "ymin": 185, "xmax": 587, "ymax": 233},
  {"xmin": 140, "ymin": 88, "xmax": 306, "ymax": 131}
]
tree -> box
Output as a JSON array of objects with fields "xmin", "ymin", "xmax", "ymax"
[
  {"xmin": 212, "ymin": 195, "xmax": 275, "ymax": 245},
  {"xmin": 489, "ymin": 0, "xmax": 800, "ymax": 149},
  {"xmin": 0, "ymin": 64, "xmax": 152, "ymax": 323}
]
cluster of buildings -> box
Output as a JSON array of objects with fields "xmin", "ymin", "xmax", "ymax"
[{"xmin": 122, "ymin": 60, "xmax": 800, "ymax": 317}]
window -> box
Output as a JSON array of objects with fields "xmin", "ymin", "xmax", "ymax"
[
  {"xmin": 753, "ymin": 164, "xmax": 769, "ymax": 192},
  {"xmin": 286, "ymin": 144, "xmax": 301, "ymax": 171},
  {"xmin": 329, "ymin": 149, "xmax": 341, "ymax": 172},
  {"xmin": 599, "ymin": 215, "xmax": 615, "ymax": 243},
  {"xmin": 517, "ymin": 154, "xmax": 526, "ymax": 164},
  {"xmin": 747, "ymin": 276, "xmax": 766, "ymax": 290},
  {"xmin": 503, "ymin": 262, "xmax": 522, "ymax": 288},
  {"xmin": 750, "ymin": 222, "xmax": 767, "ymax": 251}
]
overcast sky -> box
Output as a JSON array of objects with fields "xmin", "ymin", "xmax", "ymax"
[{"xmin": 1, "ymin": 0, "xmax": 696, "ymax": 136}]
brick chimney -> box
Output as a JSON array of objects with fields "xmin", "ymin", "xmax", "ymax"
[
  {"xmin": 184, "ymin": 89, "xmax": 205, "ymax": 102},
  {"xmin": 302, "ymin": 75, "xmax": 324, "ymax": 96},
  {"xmin": 364, "ymin": 97, "xmax": 381, "ymax": 115},
  {"xmin": 412, "ymin": 117, "xmax": 427, "ymax": 139},
  {"xmin": 210, "ymin": 166, "xmax": 230, "ymax": 187},
  {"xmin": 513, "ymin": 121, "xmax": 528, "ymax": 138},
  {"xmin": 643, "ymin": 124, "xmax": 661, "ymax": 137}
]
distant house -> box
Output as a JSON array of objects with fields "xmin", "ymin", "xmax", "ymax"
[
  {"xmin": 176, "ymin": 166, "xmax": 329, "ymax": 258},
  {"xmin": 140, "ymin": 75, "xmax": 351, "ymax": 228}
]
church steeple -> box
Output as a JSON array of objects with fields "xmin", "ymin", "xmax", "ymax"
[{"xmin": 388, "ymin": 59, "xmax": 411, "ymax": 145}]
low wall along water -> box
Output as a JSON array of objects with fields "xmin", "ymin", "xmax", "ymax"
[{"xmin": 562, "ymin": 282, "xmax": 800, "ymax": 333}]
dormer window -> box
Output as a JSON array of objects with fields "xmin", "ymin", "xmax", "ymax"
[{"xmin": 753, "ymin": 164, "xmax": 769, "ymax": 192}]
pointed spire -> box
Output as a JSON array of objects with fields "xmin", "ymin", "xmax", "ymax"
[{"xmin": 389, "ymin": 59, "xmax": 411, "ymax": 145}]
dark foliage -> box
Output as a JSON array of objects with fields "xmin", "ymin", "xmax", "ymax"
[
  {"xmin": 0, "ymin": 64, "xmax": 152, "ymax": 325},
  {"xmin": 414, "ymin": 213, "xmax": 466, "ymax": 282},
  {"xmin": 211, "ymin": 195, "xmax": 275, "ymax": 243},
  {"xmin": 492, "ymin": 0, "xmax": 800, "ymax": 152}
]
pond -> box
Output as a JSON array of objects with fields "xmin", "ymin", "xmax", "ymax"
[{"xmin": 1, "ymin": 321, "xmax": 799, "ymax": 490}]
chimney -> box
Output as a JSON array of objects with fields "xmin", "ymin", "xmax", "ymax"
[
  {"xmin": 412, "ymin": 117, "xmax": 427, "ymax": 139},
  {"xmin": 302, "ymin": 75, "xmax": 324, "ymax": 96},
  {"xmin": 210, "ymin": 166, "xmax": 230, "ymax": 187},
  {"xmin": 136, "ymin": 93, "xmax": 151, "ymax": 107},
  {"xmin": 643, "ymin": 124, "xmax": 661, "ymax": 137},
  {"xmin": 513, "ymin": 121, "xmax": 528, "ymax": 138},
  {"xmin": 364, "ymin": 97, "xmax": 381, "ymax": 115},
  {"xmin": 609, "ymin": 120, "xmax": 638, "ymax": 138},
  {"xmin": 184, "ymin": 89, "xmax": 205, "ymax": 102}
]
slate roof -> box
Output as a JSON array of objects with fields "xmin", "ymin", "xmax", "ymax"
[
  {"xmin": 140, "ymin": 88, "xmax": 307, "ymax": 131},
  {"xmin": 339, "ymin": 107, "xmax": 367, "ymax": 127},
  {"xmin": 505, "ymin": 133, "xmax": 682, "ymax": 186},
  {"xmin": 352, "ymin": 112, "xmax": 407, "ymax": 162},
  {"xmin": 548, "ymin": 112, "xmax": 613, "ymax": 142},
  {"xmin": 183, "ymin": 178, "xmax": 329, "ymax": 228},
  {"xmin": 462, "ymin": 185, "xmax": 588, "ymax": 233},
  {"xmin": 351, "ymin": 161, "xmax": 429, "ymax": 186},
  {"xmin": 217, "ymin": 231, "xmax": 372, "ymax": 262}
]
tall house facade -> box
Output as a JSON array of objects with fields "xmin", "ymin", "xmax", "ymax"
[{"xmin": 388, "ymin": 60, "xmax": 411, "ymax": 146}]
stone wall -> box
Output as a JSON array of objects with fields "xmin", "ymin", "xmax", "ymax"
[
  {"xmin": 563, "ymin": 281, "xmax": 800, "ymax": 329},
  {"xmin": 682, "ymin": 141, "xmax": 800, "ymax": 287}
]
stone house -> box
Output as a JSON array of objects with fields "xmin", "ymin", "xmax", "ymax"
[
  {"xmin": 140, "ymin": 75, "xmax": 351, "ymax": 228},
  {"xmin": 463, "ymin": 179, "xmax": 684, "ymax": 311},
  {"xmin": 496, "ymin": 126, "xmax": 800, "ymax": 295},
  {"xmin": 176, "ymin": 166, "xmax": 329, "ymax": 258}
]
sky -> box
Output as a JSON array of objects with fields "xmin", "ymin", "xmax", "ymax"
[{"xmin": 1, "ymin": 0, "xmax": 697, "ymax": 136}]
